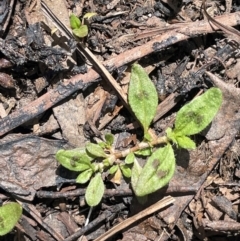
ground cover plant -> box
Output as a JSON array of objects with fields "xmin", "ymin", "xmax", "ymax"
[
  {"xmin": 1, "ymin": 0, "xmax": 240, "ymax": 240},
  {"xmin": 70, "ymin": 13, "xmax": 97, "ymax": 38},
  {"xmin": 56, "ymin": 64, "xmax": 222, "ymax": 206}
]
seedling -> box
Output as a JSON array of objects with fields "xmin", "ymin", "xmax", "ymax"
[
  {"xmin": 0, "ymin": 202, "xmax": 22, "ymax": 236},
  {"xmin": 56, "ymin": 64, "xmax": 222, "ymax": 206},
  {"xmin": 70, "ymin": 13, "xmax": 97, "ymax": 38}
]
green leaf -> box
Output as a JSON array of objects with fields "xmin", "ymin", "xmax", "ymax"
[
  {"xmin": 128, "ymin": 64, "xmax": 158, "ymax": 135},
  {"xmin": 70, "ymin": 14, "xmax": 81, "ymax": 30},
  {"xmin": 85, "ymin": 173, "xmax": 104, "ymax": 206},
  {"xmin": 143, "ymin": 132, "xmax": 152, "ymax": 142},
  {"xmin": 134, "ymin": 147, "xmax": 152, "ymax": 156},
  {"xmin": 73, "ymin": 25, "xmax": 88, "ymax": 38},
  {"xmin": 0, "ymin": 203, "xmax": 22, "ymax": 236},
  {"xmin": 103, "ymin": 158, "xmax": 111, "ymax": 167},
  {"xmin": 166, "ymin": 128, "xmax": 177, "ymax": 145},
  {"xmin": 131, "ymin": 158, "xmax": 142, "ymax": 191},
  {"xmin": 125, "ymin": 152, "xmax": 135, "ymax": 164},
  {"xmin": 133, "ymin": 144, "xmax": 175, "ymax": 197},
  {"xmin": 86, "ymin": 143, "xmax": 107, "ymax": 158},
  {"xmin": 120, "ymin": 164, "xmax": 132, "ymax": 178},
  {"xmin": 56, "ymin": 148, "xmax": 93, "ymax": 172},
  {"xmin": 175, "ymin": 135, "xmax": 196, "ymax": 149},
  {"xmin": 109, "ymin": 165, "xmax": 118, "ymax": 175},
  {"xmin": 83, "ymin": 12, "xmax": 97, "ymax": 20},
  {"xmin": 166, "ymin": 128, "xmax": 196, "ymax": 149},
  {"xmin": 98, "ymin": 142, "xmax": 107, "ymax": 149},
  {"xmin": 76, "ymin": 169, "xmax": 93, "ymax": 184},
  {"xmin": 173, "ymin": 88, "xmax": 222, "ymax": 136},
  {"xmin": 105, "ymin": 133, "xmax": 114, "ymax": 146}
]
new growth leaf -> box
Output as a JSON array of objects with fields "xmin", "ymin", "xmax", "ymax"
[{"xmin": 70, "ymin": 13, "xmax": 97, "ymax": 38}]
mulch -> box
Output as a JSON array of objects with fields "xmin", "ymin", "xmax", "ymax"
[{"xmin": 0, "ymin": 0, "xmax": 240, "ymax": 240}]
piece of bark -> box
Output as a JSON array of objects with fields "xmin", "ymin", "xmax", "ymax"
[
  {"xmin": 53, "ymin": 93, "xmax": 86, "ymax": 147},
  {"xmin": 0, "ymin": 134, "xmax": 70, "ymax": 200}
]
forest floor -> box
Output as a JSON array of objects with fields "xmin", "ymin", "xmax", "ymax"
[{"xmin": 1, "ymin": 0, "xmax": 240, "ymax": 240}]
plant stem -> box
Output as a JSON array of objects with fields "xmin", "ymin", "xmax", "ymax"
[
  {"xmin": 114, "ymin": 136, "xmax": 168, "ymax": 159},
  {"xmin": 85, "ymin": 206, "xmax": 93, "ymax": 226}
]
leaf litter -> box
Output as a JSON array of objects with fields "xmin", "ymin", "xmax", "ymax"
[{"xmin": 0, "ymin": 0, "xmax": 240, "ymax": 240}]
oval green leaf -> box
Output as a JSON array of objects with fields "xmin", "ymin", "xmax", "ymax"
[
  {"xmin": 174, "ymin": 88, "xmax": 222, "ymax": 136},
  {"xmin": 56, "ymin": 148, "xmax": 93, "ymax": 172},
  {"xmin": 133, "ymin": 144, "xmax": 175, "ymax": 197},
  {"xmin": 76, "ymin": 169, "xmax": 93, "ymax": 184},
  {"xmin": 105, "ymin": 133, "xmax": 114, "ymax": 146},
  {"xmin": 0, "ymin": 203, "xmax": 22, "ymax": 236},
  {"xmin": 125, "ymin": 152, "xmax": 135, "ymax": 164},
  {"xmin": 128, "ymin": 64, "xmax": 158, "ymax": 135},
  {"xmin": 86, "ymin": 143, "xmax": 107, "ymax": 158},
  {"xmin": 175, "ymin": 135, "xmax": 196, "ymax": 149},
  {"xmin": 73, "ymin": 25, "xmax": 88, "ymax": 38},
  {"xmin": 85, "ymin": 173, "xmax": 105, "ymax": 206},
  {"xmin": 120, "ymin": 164, "xmax": 132, "ymax": 178},
  {"xmin": 70, "ymin": 14, "xmax": 81, "ymax": 30},
  {"xmin": 134, "ymin": 147, "xmax": 152, "ymax": 156},
  {"xmin": 109, "ymin": 165, "xmax": 118, "ymax": 175}
]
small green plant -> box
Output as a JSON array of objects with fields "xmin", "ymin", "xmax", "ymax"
[
  {"xmin": 56, "ymin": 64, "xmax": 222, "ymax": 206},
  {"xmin": 0, "ymin": 202, "xmax": 22, "ymax": 236},
  {"xmin": 70, "ymin": 13, "xmax": 97, "ymax": 38}
]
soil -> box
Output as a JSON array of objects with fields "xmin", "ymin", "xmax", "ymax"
[{"xmin": 1, "ymin": 0, "xmax": 240, "ymax": 240}]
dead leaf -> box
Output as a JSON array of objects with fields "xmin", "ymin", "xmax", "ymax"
[{"xmin": 0, "ymin": 134, "xmax": 70, "ymax": 200}]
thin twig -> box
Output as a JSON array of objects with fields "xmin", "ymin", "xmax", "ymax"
[
  {"xmin": 64, "ymin": 210, "xmax": 112, "ymax": 241},
  {"xmin": 93, "ymin": 196, "xmax": 175, "ymax": 241},
  {"xmin": 41, "ymin": 1, "xmax": 131, "ymax": 113},
  {"xmin": 36, "ymin": 185, "xmax": 198, "ymax": 199}
]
